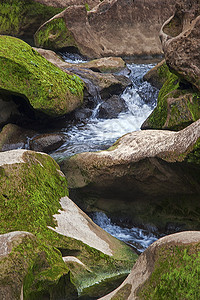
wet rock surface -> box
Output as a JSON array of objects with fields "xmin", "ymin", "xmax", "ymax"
[
  {"xmin": 30, "ymin": 133, "xmax": 66, "ymax": 153},
  {"xmin": 97, "ymin": 95, "xmax": 127, "ymax": 119}
]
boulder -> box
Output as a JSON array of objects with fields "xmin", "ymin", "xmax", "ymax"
[
  {"xmin": 36, "ymin": 48, "xmax": 126, "ymax": 73},
  {"xmin": 29, "ymin": 133, "xmax": 65, "ymax": 153},
  {"xmin": 97, "ymin": 95, "xmax": 127, "ymax": 119},
  {"xmin": 99, "ymin": 231, "xmax": 200, "ymax": 299},
  {"xmin": 0, "ymin": 149, "xmax": 137, "ymax": 298},
  {"xmin": 34, "ymin": 0, "xmax": 176, "ymax": 58},
  {"xmin": 35, "ymin": 0, "xmax": 100, "ymax": 8},
  {"xmin": 76, "ymin": 56, "xmax": 126, "ymax": 73},
  {"xmin": 0, "ymin": 35, "xmax": 84, "ymax": 118},
  {"xmin": 35, "ymin": 47, "xmax": 131, "ymax": 100},
  {"xmin": 142, "ymin": 63, "xmax": 200, "ymax": 131},
  {"xmin": 61, "ymin": 119, "xmax": 200, "ymax": 230},
  {"xmin": 143, "ymin": 59, "xmax": 167, "ymax": 89},
  {"xmin": 0, "ymin": 123, "xmax": 34, "ymax": 152}
]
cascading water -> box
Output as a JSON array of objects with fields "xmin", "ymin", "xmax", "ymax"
[
  {"xmin": 91, "ymin": 212, "xmax": 158, "ymax": 253},
  {"xmin": 51, "ymin": 53, "xmax": 160, "ymax": 253},
  {"xmin": 51, "ymin": 60, "xmax": 158, "ymax": 160}
]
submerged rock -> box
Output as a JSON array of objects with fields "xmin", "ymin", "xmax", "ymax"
[
  {"xmin": 0, "ymin": 149, "xmax": 136, "ymax": 298},
  {"xmin": 34, "ymin": 0, "xmax": 175, "ymax": 57},
  {"xmin": 0, "ymin": 123, "xmax": 34, "ymax": 152},
  {"xmin": 100, "ymin": 231, "xmax": 200, "ymax": 299},
  {"xmin": 30, "ymin": 133, "xmax": 65, "ymax": 153},
  {"xmin": 0, "ymin": 35, "xmax": 84, "ymax": 118},
  {"xmin": 61, "ymin": 119, "xmax": 200, "ymax": 230}
]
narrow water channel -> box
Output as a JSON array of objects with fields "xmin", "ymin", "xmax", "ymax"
[{"xmin": 51, "ymin": 53, "xmax": 160, "ymax": 253}]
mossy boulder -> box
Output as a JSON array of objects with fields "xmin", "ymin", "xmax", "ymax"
[
  {"xmin": 0, "ymin": 0, "xmax": 63, "ymax": 38},
  {"xmin": 0, "ymin": 35, "xmax": 84, "ymax": 118},
  {"xmin": 100, "ymin": 231, "xmax": 200, "ymax": 300},
  {"xmin": 61, "ymin": 119, "xmax": 200, "ymax": 231},
  {"xmin": 143, "ymin": 59, "xmax": 168, "ymax": 89},
  {"xmin": 142, "ymin": 63, "xmax": 200, "ymax": 130},
  {"xmin": 0, "ymin": 149, "xmax": 137, "ymax": 298},
  {"xmin": 0, "ymin": 231, "xmax": 77, "ymax": 300}
]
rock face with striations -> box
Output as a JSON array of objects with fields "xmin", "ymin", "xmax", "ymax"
[
  {"xmin": 61, "ymin": 119, "xmax": 200, "ymax": 230},
  {"xmin": 142, "ymin": 0, "xmax": 200, "ymax": 130},
  {"xmin": 160, "ymin": 0, "xmax": 200, "ymax": 91},
  {"xmin": 99, "ymin": 231, "xmax": 200, "ymax": 300},
  {"xmin": 35, "ymin": 0, "xmax": 176, "ymax": 58}
]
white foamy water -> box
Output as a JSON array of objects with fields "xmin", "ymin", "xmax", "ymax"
[
  {"xmin": 51, "ymin": 62, "xmax": 158, "ymax": 160},
  {"xmin": 91, "ymin": 212, "xmax": 158, "ymax": 253}
]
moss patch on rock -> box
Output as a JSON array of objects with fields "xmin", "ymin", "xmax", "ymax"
[
  {"xmin": 0, "ymin": 35, "xmax": 84, "ymax": 117},
  {"xmin": 0, "ymin": 0, "xmax": 63, "ymax": 38},
  {"xmin": 35, "ymin": 17, "xmax": 77, "ymax": 50},
  {"xmin": 142, "ymin": 63, "xmax": 200, "ymax": 130},
  {"xmin": 0, "ymin": 232, "xmax": 76, "ymax": 300},
  {"xmin": 138, "ymin": 243, "xmax": 200, "ymax": 299}
]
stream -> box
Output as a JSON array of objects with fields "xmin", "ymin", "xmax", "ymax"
[{"xmin": 51, "ymin": 52, "xmax": 160, "ymax": 253}]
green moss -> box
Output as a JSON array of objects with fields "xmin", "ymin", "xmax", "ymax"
[
  {"xmin": 147, "ymin": 70, "xmax": 180, "ymax": 128},
  {"xmin": 34, "ymin": 17, "xmax": 77, "ymax": 50},
  {"xmin": 138, "ymin": 243, "xmax": 200, "ymax": 299},
  {"xmin": 144, "ymin": 63, "xmax": 200, "ymax": 130},
  {"xmin": 0, "ymin": 232, "xmax": 76, "ymax": 300},
  {"xmin": 186, "ymin": 138, "xmax": 200, "ymax": 164},
  {"xmin": 157, "ymin": 62, "xmax": 170, "ymax": 82},
  {"xmin": 0, "ymin": 35, "xmax": 84, "ymax": 117},
  {"xmin": 187, "ymin": 93, "xmax": 200, "ymax": 120},
  {"xmin": 0, "ymin": 152, "xmax": 68, "ymax": 235},
  {"xmin": 0, "ymin": 0, "xmax": 63, "ymax": 37},
  {"xmin": 85, "ymin": 3, "xmax": 91, "ymax": 12}
]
